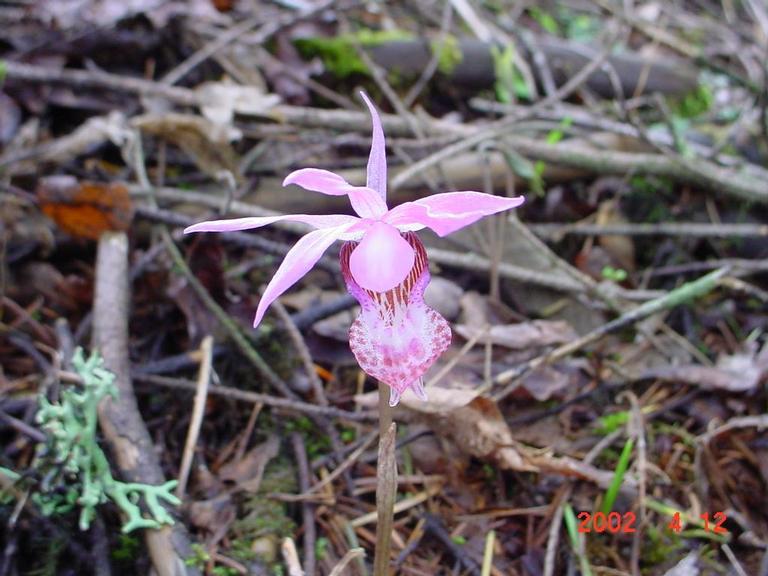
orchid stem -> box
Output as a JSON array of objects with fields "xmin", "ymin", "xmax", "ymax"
[{"xmin": 373, "ymin": 382, "xmax": 396, "ymax": 576}]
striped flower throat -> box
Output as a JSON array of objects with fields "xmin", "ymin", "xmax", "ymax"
[{"xmin": 341, "ymin": 231, "xmax": 451, "ymax": 406}]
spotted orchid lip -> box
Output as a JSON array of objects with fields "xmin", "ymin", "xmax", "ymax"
[{"xmin": 341, "ymin": 232, "xmax": 451, "ymax": 406}]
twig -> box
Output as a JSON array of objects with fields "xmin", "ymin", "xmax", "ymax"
[
  {"xmin": 176, "ymin": 335, "xmax": 213, "ymax": 499},
  {"xmin": 234, "ymin": 402, "xmax": 263, "ymax": 463},
  {"xmin": 328, "ymin": 548, "xmax": 366, "ymax": 576},
  {"xmin": 272, "ymin": 301, "xmax": 328, "ymax": 406},
  {"xmin": 161, "ymin": 16, "xmax": 265, "ymax": 86},
  {"xmin": 529, "ymin": 221, "xmax": 768, "ymax": 239},
  {"xmin": 0, "ymin": 409, "xmax": 46, "ymax": 443},
  {"xmin": 291, "ymin": 433, "xmax": 316, "ymax": 576},
  {"xmin": 281, "ymin": 537, "xmax": 304, "ymax": 576},
  {"xmin": 480, "ymin": 529, "xmax": 495, "ymax": 576},
  {"xmin": 275, "ymin": 431, "xmax": 378, "ymax": 502},
  {"xmin": 393, "ymin": 132, "xmax": 768, "ymax": 203},
  {"xmin": 2, "ymin": 61, "xmax": 197, "ymax": 105},
  {"xmin": 161, "ymin": 231, "xmax": 295, "ymax": 398},
  {"xmin": 93, "ymin": 232, "xmax": 198, "ymax": 576},
  {"xmin": 134, "ymin": 373, "xmax": 377, "ymax": 421},
  {"xmin": 403, "ymin": 1, "xmax": 454, "ymax": 107}
]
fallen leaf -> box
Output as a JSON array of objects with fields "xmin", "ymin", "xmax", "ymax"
[
  {"xmin": 519, "ymin": 364, "xmax": 572, "ymax": 401},
  {"xmin": 357, "ymin": 387, "xmax": 533, "ymax": 471},
  {"xmin": 219, "ymin": 435, "xmax": 280, "ymax": 493},
  {"xmin": 38, "ymin": 176, "xmax": 133, "ymax": 240},
  {"xmin": 187, "ymin": 493, "xmax": 236, "ymax": 532},
  {"xmin": 195, "ymin": 81, "xmax": 280, "ymax": 126},
  {"xmin": 132, "ymin": 113, "xmax": 241, "ymax": 180},
  {"xmin": 596, "ymin": 198, "xmax": 635, "ymax": 272},
  {"xmin": 454, "ymin": 320, "xmax": 577, "ymax": 350}
]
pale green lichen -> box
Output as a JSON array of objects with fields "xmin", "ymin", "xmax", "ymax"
[{"xmin": 3, "ymin": 348, "xmax": 180, "ymax": 533}]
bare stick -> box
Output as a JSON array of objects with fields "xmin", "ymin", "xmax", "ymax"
[
  {"xmin": 134, "ymin": 373, "xmax": 376, "ymax": 422},
  {"xmin": 529, "ymin": 221, "xmax": 768, "ymax": 239},
  {"xmin": 93, "ymin": 232, "xmax": 198, "ymax": 576},
  {"xmin": 176, "ymin": 335, "xmax": 213, "ymax": 499},
  {"xmin": 291, "ymin": 433, "xmax": 316, "ymax": 576},
  {"xmin": 329, "ymin": 548, "xmax": 366, "ymax": 576},
  {"xmin": 281, "ymin": 537, "xmax": 304, "ymax": 576}
]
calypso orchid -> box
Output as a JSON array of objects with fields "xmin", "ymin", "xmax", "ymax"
[{"xmin": 184, "ymin": 92, "xmax": 524, "ymax": 406}]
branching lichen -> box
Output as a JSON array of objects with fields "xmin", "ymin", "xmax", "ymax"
[{"xmin": 11, "ymin": 348, "xmax": 180, "ymax": 533}]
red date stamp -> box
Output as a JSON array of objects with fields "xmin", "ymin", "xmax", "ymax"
[
  {"xmin": 577, "ymin": 511, "xmax": 636, "ymax": 533},
  {"xmin": 577, "ymin": 511, "xmax": 728, "ymax": 534}
]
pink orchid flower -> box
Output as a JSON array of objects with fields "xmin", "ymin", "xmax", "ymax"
[{"xmin": 184, "ymin": 92, "xmax": 524, "ymax": 405}]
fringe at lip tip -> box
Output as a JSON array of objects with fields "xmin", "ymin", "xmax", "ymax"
[{"xmin": 388, "ymin": 378, "xmax": 428, "ymax": 407}]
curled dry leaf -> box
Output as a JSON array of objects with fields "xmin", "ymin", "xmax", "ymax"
[
  {"xmin": 358, "ymin": 387, "xmax": 533, "ymax": 472},
  {"xmin": 195, "ymin": 81, "xmax": 280, "ymax": 127},
  {"xmin": 356, "ymin": 386, "xmax": 638, "ymax": 493},
  {"xmin": 38, "ymin": 176, "xmax": 134, "ymax": 240},
  {"xmin": 454, "ymin": 320, "xmax": 577, "ymax": 350}
]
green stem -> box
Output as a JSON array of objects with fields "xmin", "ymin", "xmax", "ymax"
[{"xmin": 373, "ymin": 383, "xmax": 396, "ymax": 576}]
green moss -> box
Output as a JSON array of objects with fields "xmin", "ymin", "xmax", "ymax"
[
  {"xmin": 671, "ymin": 84, "xmax": 713, "ymax": 118},
  {"xmin": 232, "ymin": 459, "xmax": 297, "ymax": 553},
  {"xmin": 293, "ymin": 29, "xmax": 413, "ymax": 78},
  {"xmin": 430, "ymin": 35, "xmax": 463, "ymax": 75}
]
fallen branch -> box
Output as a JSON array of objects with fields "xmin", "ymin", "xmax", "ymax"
[{"xmin": 93, "ymin": 232, "xmax": 198, "ymax": 576}]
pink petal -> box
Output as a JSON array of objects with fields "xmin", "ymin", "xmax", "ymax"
[
  {"xmin": 184, "ymin": 213, "xmax": 358, "ymax": 234},
  {"xmin": 283, "ymin": 168, "xmax": 387, "ymax": 219},
  {"xmin": 252, "ymin": 223, "xmax": 354, "ymax": 327},
  {"xmin": 359, "ymin": 91, "xmax": 387, "ymax": 203},
  {"xmin": 341, "ymin": 232, "xmax": 451, "ymax": 406},
  {"xmin": 349, "ymin": 222, "xmax": 414, "ymax": 292},
  {"xmin": 384, "ymin": 192, "xmax": 525, "ymax": 237}
]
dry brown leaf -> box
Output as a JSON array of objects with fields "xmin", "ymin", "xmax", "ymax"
[
  {"xmin": 357, "ymin": 387, "xmax": 533, "ymax": 471},
  {"xmin": 132, "ymin": 113, "xmax": 241, "ymax": 180},
  {"xmin": 187, "ymin": 494, "xmax": 236, "ymax": 532},
  {"xmin": 596, "ymin": 198, "xmax": 636, "ymax": 272},
  {"xmin": 356, "ymin": 387, "xmax": 637, "ymax": 492},
  {"xmin": 219, "ymin": 435, "xmax": 280, "ymax": 493},
  {"xmin": 38, "ymin": 176, "xmax": 133, "ymax": 240},
  {"xmin": 454, "ymin": 320, "xmax": 577, "ymax": 350},
  {"xmin": 519, "ymin": 365, "xmax": 572, "ymax": 401}
]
